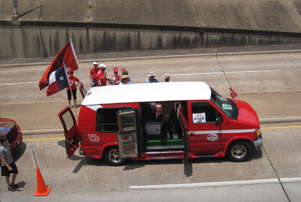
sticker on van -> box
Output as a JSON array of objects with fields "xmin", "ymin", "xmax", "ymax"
[
  {"xmin": 207, "ymin": 134, "xmax": 219, "ymax": 141},
  {"xmin": 88, "ymin": 134, "xmax": 99, "ymax": 142},
  {"xmin": 222, "ymin": 104, "xmax": 233, "ymax": 110}
]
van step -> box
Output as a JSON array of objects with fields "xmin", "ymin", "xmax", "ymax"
[
  {"xmin": 145, "ymin": 151, "xmax": 183, "ymax": 155},
  {"xmin": 195, "ymin": 154, "xmax": 215, "ymax": 158},
  {"xmin": 146, "ymin": 145, "xmax": 184, "ymax": 150},
  {"xmin": 148, "ymin": 155, "xmax": 183, "ymax": 159}
]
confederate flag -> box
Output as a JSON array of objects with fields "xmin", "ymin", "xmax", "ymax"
[
  {"xmin": 46, "ymin": 67, "xmax": 70, "ymax": 97},
  {"xmin": 39, "ymin": 40, "xmax": 79, "ymax": 91}
]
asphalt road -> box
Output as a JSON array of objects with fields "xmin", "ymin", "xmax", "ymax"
[
  {"xmin": 0, "ymin": 46, "xmax": 301, "ymax": 201},
  {"xmin": 0, "ymin": 124, "xmax": 301, "ymax": 202}
]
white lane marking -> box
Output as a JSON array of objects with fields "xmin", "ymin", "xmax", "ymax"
[
  {"xmin": 0, "ymin": 70, "xmax": 282, "ymax": 85},
  {"xmin": 129, "ymin": 177, "xmax": 301, "ymax": 189},
  {"xmin": 0, "ymin": 81, "xmax": 37, "ymax": 86},
  {"xmin": 171, "ymin": 70, "xmax": 281, "ymax": 77},
  {"xmin": 281, "ymin": 177, "xmax": 301, "ymax": 183}
]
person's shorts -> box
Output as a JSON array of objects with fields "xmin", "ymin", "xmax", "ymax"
[
  {"xmin": 92, "ymin": 80, "xmax": 98, "ymax": 87},
  {"xmin": 1, "ymin": 162, "xmax": 18, "ymax": 177},
  {"xmin": 67, "ymin": 89, "xmax": 77, "ymax": 100}
]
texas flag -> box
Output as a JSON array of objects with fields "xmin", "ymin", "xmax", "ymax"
[
  {"xmin": 39, "ymin": 40, "xmax": 79, "ymax": 91},
  {"xmin": 46, "ymin": 67, "xmax": 70, "ymax": 97}
]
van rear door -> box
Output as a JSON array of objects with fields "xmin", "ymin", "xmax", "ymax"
[
  {"xmin": 58, "ymin": 107, "xmax": 79, "ymax": 158},
  {"xmin": 116, "ymin": 109, "xmax": 138, "ymax": 159},
  {"xmin": 177, "ymin": 104, "xmax": 189, "ymax": 166}
]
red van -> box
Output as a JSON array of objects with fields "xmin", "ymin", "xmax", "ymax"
[
  {"xmin": 58, "ymin": 82, "xmax": 262, "ymax": 166},
  {"xmin": 0, "ymin": 117, "xmax": 23, "ymax": 153}
]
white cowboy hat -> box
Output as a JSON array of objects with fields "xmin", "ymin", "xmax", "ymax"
[
  {"xmin": 148, "ymin": 71, "xmax": 157, "ymax": 77},
  {"xmin": 99, "ymin": 63, "xmax": 106, "ymax": 68},
  {"xmin": 164, "ymin": 73, "xmax": 170, "ymax": 80}
]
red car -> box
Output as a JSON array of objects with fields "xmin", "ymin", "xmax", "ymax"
[{"xmin": 0, "ymin": 117, "xmax": 23, "ymax": 153}]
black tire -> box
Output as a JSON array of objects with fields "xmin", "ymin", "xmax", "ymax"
[
  {"xmin": 103, "ymin": 146, "xmax": 126, "ymax": 166},
  {"xmin": 226, "ymin": 141, "xmax": 252, "ymax": 162}
]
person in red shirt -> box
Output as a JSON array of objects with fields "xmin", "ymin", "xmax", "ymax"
[
  {"xmin": 90, "ymin": 61, "xmax": 100, "ymax": 87},
  {"xmin": 97, "ymin": 63, "xmax": 108, "ymax": 86},
  {"xmin": 67, "ymin": 72, "xmax": 80, "ymax": 107},
  {"xmin": 111, "ymin": 67, "xmax": 121, "ymax": 85}
]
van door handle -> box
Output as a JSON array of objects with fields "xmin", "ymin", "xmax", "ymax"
[{"xmin": 189, "ymin": 132, "xmax": 193, "ymax": 138}]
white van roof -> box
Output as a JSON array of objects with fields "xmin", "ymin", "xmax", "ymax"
[{"xmin": 81, "ymin": 81, "xmax": 212, "ymax": 106}]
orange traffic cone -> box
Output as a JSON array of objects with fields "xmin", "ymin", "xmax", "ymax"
[{"xmin": 34, "ymin": 167, "xmax": 51, "ymax": 196}]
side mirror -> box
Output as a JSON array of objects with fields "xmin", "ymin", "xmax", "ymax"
[{"xmin": 215, "ymin": 117, "xmax": 222, "ymax": 126}]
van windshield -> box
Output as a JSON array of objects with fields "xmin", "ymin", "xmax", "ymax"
[{"xmin": 210, "ymin": 88, "xmax": 238, "ymax": 119}]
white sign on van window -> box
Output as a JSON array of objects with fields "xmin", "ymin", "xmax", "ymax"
[
  {"xmin": 222, "ymin": 104, "xmax": 232, "ymax": 110},
  {"xmin": 193, "ymin": 113, "xmax": 206, "ymax": 123}
]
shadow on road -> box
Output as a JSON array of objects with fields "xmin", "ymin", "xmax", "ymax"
[{"xmin": 55, "ymin": 139, "xmax": 263, "ymax": 175}]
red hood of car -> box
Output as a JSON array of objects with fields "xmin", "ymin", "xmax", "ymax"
[
  {"xmin": 232, "ymin": 99, "xmax": 260, "ymax": 129},
  {"xmin": 0, "ymin": 117, "xmax": 16, "ymax": 136}
]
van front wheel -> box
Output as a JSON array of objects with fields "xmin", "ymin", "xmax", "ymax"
[
  {"xmin": 104, "ymin": 147, "xmax": 126, "ymax": 166},
  {"xmin": 226, "ymin": 141, "xmax": 252, "ymax": 162}
]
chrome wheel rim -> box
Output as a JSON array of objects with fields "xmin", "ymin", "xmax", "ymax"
[
  {"xmin": 108, "ymin": 149, "xmax": 121, "ymax": 163},
  {"xmin": 231, "ymin": 145, "xmax": 247, "ymax": 159}
]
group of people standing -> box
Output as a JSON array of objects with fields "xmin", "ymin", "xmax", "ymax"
[
  {"xmin": 66, "ymin": 61, "xmax": 173, "ymax": 107},
  {"xmin": 145, "ymin": 72, "xmax": 172, "ymax": 83},
  {"xmin": 90, "ymin": 61, "xmax": 133, "ymax": 87},
  {"xmin": 90, "ymin": 61, "xmax": 172, "ymax": 87}
]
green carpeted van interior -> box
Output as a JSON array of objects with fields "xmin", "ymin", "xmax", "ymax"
[{"xmin": 147, "ymin": 139, "xmax": 183, "ymax": 146}]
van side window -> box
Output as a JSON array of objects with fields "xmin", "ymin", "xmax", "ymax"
[
  {"xmin": 96, "ymin": 107, "xmax": 131, "ymax": 132},
  {"xmin": 191, "ymin": 102, "xmax": 220, "ymax": 124}
]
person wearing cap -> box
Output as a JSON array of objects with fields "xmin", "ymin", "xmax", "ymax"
[
  {"xmin": 164, "ymin": 73, "xmax": 172, "ymax": 82},
  {"xmin": 90, "ymin": 61, "xmax": 100, "ymax": 87},
  {"xmin": 111, "ymin": 67, "xmax": 121, "ymax": 85},
  {"xmin": 145, "ymin": 71, "xmax": 159, "ymax": 83},
  {"xmin": 97, "ymin": 63, "xmax": 108, "ymax": 86},
  {"xmin": 120, "ymin": 75, "xmax": 132, "ymax": 85}
]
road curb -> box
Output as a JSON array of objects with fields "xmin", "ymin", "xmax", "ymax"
[
  {"xmin": 1, "ymin": 49, "xmax": 301, "ymax": 68},
  {"xmin": 259, "ymin": 116, "xmax": 301, "ymax": 124},
  {"xmin": 22, "ymin": 128, "xmax": 63, "ymax": 135},
  {"xmin": 22, "ymin": 117, "xmax": 301, "ymax": 135}
]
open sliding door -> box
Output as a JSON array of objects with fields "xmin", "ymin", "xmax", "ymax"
[
  {"xmin": 177, "ymin": 104, "xmax": 190, "ymax": 166},
  {"xmin": 116, "ymin": 109, "xmax": 138, "ymax": 159}
]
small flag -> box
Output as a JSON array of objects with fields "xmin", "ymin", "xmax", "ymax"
[{"xmin": 46, "ymin": 67, "xmax": 70, "ymax": 97}]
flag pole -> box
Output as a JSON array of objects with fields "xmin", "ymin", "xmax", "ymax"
[
  {"xmin": 70, "ymin": 39, "xmax": 84, "ymax": 84},
  {"xmin": 69, "ymin": 39, "xmax": 81, "ymax": 123}
]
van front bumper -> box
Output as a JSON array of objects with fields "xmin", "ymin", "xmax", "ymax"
[{"xmin": 253, "ymin": 134, "xmax": 262, "ymax": 151}]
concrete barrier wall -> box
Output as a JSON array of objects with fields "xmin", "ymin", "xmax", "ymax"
[{"xmin": 1, "ymin": 25, "xmax": 301, "ymax": 60}]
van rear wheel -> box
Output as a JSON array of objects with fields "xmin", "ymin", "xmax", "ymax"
[
  {"xmin": 104, "ymin": 146, "xmax": 126, "ymax": 166},
  {"xmin": 226, "ymin": 141, "xmax": 252, "ymax": 162}
]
